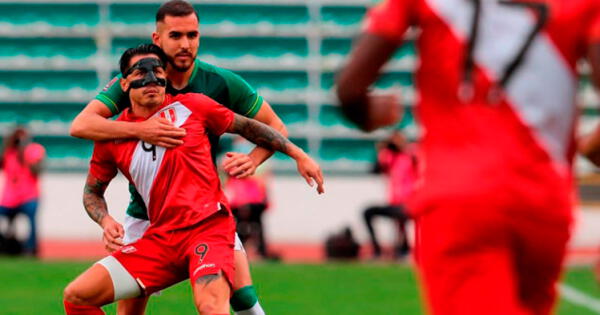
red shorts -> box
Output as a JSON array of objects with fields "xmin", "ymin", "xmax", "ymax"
[
  {"xmin": 414, "ymin": 198, "xmax": 571, "ymax": 315},
  {"xmin": 112, "ymin": 211, "xmax": 235, "ymax": 295}
]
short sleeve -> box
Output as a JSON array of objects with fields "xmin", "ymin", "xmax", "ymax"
[
  {"xmin": 89, "ymin": 142, "xmax": 118, "ymax": 182},
  {"xmin": 94, "ymin": 74, "xmax": 131, "ymax": 116},
  {"xmin": 588, "ymin": 2, "xmax": 600, "ymax": 44},
  {"xmin": 362, "ymin": 0, "xmax": 415, "ymax": 43},
  {"xmin": 194, "ymin": 95, "xmax": 235, "ymax": 136},
  {"xmin": 216, "ymin": 67, "xmax": 264, "ymax": 118}
]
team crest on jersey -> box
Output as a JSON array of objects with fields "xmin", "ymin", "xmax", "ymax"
[
  {"xmin": 102, "ymin": 77, "xmax": 118, "ymax": 92},
  {"xmin": 121, "ymin": 245, "xmax": 137, "ymax": 254},
  {"xmin": 160, "ymin": 108, "xmax": 177, "ymax": 124}
]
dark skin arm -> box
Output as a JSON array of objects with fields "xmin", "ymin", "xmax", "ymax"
[
  {"xmin": 578, "ymin": 42, "xmax": 600, "ymax": 165},
  {"xmin": 227, "ymin": 114, "xmax": 324, "ymax": 194},
  {"xmin": 83, "ymin": 173, "xmax": 124, "ymax": 252},
  {"xmin": 336, "ymin": 33, "xmax": 403, "ymax": 132}
]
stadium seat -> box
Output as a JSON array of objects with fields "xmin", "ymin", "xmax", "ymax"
[
  {"xmin": 237, "ymin": 71, "xmax": 309, "ymax": 93},
  {"xmin": 0, "ymin": 71, "xmax": 98, "ymax": 92},
  {"xmin": 320, "ymin": 6, "xmax": 367, "ymax": 28},
  {"xmin": 271, "ymin": 104, "xmax": 309, "ymax": 128},
  {"xmin": 0, "ymin": 38, "xmax": 97, "ymax": 60},
  {"xmin": 319, "ymin": 138, "xmax": 377, "ymax": 162},
  {"xmin": 0, "ymin": 3, "xmax": 99, "ymax": 28},
  {"xmin": 321, "ymin": 71, "xmax": 414, "ymax": 91},
  {"xmin": 32, "ymin": 135, "xmax": 92, "ymax": 160},
  {"xmin": 200, "ymin": 37, "xmax": 308, "ymax": 60}
]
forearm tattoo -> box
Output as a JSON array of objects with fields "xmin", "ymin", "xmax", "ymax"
[
  {"xmin": 83, "ymin": 174, "xmax": 109, "ymax": 225},
  {"xmin": 232, "ymin": 115, "xmax": 292, "ymax": 155}
]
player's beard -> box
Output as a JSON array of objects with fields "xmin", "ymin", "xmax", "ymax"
[{"xmin": 168, "ymin": 52, "xmax": 196, "ymax": 72}]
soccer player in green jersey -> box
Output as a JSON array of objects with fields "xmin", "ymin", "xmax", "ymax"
[{"xmin": 70, "ymin": 1, "xmax": 282, "ymax": 314}]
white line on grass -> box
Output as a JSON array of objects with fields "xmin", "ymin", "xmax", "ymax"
[{"xmin": 559, "ymin": 284, "xmax": 600, "ymax": 314}]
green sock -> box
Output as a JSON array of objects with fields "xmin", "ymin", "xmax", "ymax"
[{"xmin": 230, "ymin": 285, "xmax": 259, "ymax": 312}]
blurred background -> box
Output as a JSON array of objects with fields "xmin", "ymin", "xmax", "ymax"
[{"xmin": 1, "ymin": 0, "xmax": 600, "ymax": 313}]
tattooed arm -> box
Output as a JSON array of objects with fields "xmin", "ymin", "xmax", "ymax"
[
  {"xmin": 83, "ymin": 172, "xmax": 124, "ymax": 252},
  {"xmin": 83, "ymin": 173, "xmax": 110, "ymax": 224},
  {"xmin": 227, "ymin": 114, "xmax": 325, "ymax": 194}
]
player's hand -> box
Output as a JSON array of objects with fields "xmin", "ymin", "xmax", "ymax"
[
  {"xmin": 364, "ymin": 94, "xmax": 402, "ymax": 132},
  {"xmin": 135, "ymin": 116, "xmax": 186, "ymax": 148},
  {"xmin": 296, "ymin": 155, "xmax": 325, "ymax": 194},
  {"xmin": 100, "ymin": 216, "xmax": 125, "ymax": 253},
  {"xmin": 222, "ymin": 152, "xmax": 259, "ymax": 179}
]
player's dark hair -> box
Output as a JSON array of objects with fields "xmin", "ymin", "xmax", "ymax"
[
  {"xmin": 156, "ymin": 0, "xmax": 199, "ymax": 23},
  {"xmin": 119, "ymin": 44, "xmax": 169, "ymax": 77}
]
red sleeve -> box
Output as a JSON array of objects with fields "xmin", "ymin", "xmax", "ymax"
[
  {"xmin": 362, "ymin": 0, "xmax": 415, "ymax": 43},
  {"xmin": 89, "ymin": 141, "xmax": 118, "ymax": 182},
  {"xmin": 191, "ymin": 94, "xmax": 235, "ymax": 136},
  {"xmin": 589, "ymin": 3, "xmax": 600, "ymax": 44}
]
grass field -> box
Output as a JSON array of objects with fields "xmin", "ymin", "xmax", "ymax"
[{"xmin": 0, "ymin": 258, "xmax": 599, "ymax": 314}]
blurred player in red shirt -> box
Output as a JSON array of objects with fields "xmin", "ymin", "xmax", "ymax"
[
  {"xmin": 62, "ymin": 44, "xmax": 324, "ymax": 315},
  {"xmin": 337, "ymin": 0, "xmax": 600, "ymax": 314}
]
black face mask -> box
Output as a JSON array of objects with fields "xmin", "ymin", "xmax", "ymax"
[{"xmin": 125, "ymin": 58, "xmax": 167, "ymax": 90}]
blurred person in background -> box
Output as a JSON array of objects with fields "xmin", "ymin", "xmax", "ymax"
[
  {"xmin": 225, "ymin": 137, "xmax": 278, "ymax": 260},
  {"xmin": 337, "ymin": 0, "xmax": 600, "ymax": 314},
  {"xmin": 363, "ymin": 130, "xmax": 416, "ymax": 260},
  {"xmin": 0, "ymin": 126, "xmax": 45, "ymax": 256},
  {"xmin": 69, "ymin": 1, "xmax": 287, "ymax": 314}
]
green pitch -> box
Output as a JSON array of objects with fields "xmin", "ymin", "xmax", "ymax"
[{"xmin": 0, "ymin": 258, "xmax": 598, "ymax": 314}]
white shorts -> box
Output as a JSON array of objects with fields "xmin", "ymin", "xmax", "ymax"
[{"xmin": 123, "ymin": 214, "xmax": 245, "ymax": 251}]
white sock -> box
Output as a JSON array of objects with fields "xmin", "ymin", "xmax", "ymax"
[{"xmin": 235, "ymin": 302, "xmax": 266, "ymax": 315}]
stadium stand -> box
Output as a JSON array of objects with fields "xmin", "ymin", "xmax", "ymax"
[{"xmin": 0, "ymin": 0, "xmax": 596, "ymax": 174}]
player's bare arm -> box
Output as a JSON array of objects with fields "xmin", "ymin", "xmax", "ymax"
[
  {"xmin": 228, "ymin": 114, "xmax": 324, "ymax": 194},
  {"xmin": 70, "ymin": 99, "xmax": 186, "ymax": 148},
  {"xmin": 83, "ymin": 173, "xmax": 124, "ymax": 252},
  {"xmin": 223, "ymin": 101, "xmax": 288, "ymax": 178},
  {"xmin": 336, "ymin": 33, "xmax": 403, "ymax": 132},
  {"xmin": 579, "ymin": 42, "xmax": 600, "ymax": 165}
]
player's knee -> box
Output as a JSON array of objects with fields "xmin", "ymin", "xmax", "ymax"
[
  {"xmin": 194, "ymin": 294, "xmax": 220, "ymax": 315},
  {"xmin": 63, "ymin": 283, "xmax": 92, "ymax": 306}
]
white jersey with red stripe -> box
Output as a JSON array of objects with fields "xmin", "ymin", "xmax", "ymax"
[
  {"xmin": 364, "ymin": 0, "xmax": 600, "ymax": 216},
  {"xmin": 89, "ymin": 93, "xmax": 234, "ymax": 231}
]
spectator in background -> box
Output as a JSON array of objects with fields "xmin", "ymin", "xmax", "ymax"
[
  {"xmin": 0, "ymin": 126, "xmax": 45, "ymax": 256},
  {"xmin": 363, "ymin": 130, "xmax": 416, "ymax": 260},
  {"xmin": 224, "ymin": 137, "xmax": 278, "ymax": 260}
]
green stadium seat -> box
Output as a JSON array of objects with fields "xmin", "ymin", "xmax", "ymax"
[
  {"xmin": 111, "ymin": 37, "xmax": 151, "ymax": 57},
  {"xmin": 321, "ymin": 6, "xmax": 367, "ymax": 28},
  {"xmin": 321, "ymin": 71, "xmax": 414, "ymax": 90},
  {"xmin": 109, "ymin": 4, "xmax": 309, "ymax": 28},
  {"xmin": 0, "ymin": 103, "xmax": 80, "ymax": 124},
  {"xmin": 271, "ymin": 104, "xmax": 309, "ymax": 127},
  {"xmin": 0, "ymin": 71, "xmax": 98, "ymax": 92},
  {"xmin": 32, "ymin": 135, "xmax": 92, "ymax": 160},
  {"xmin": 201, "ymin": 37, "xmax": 308, "ymax": 59},
  {"xmin": 320, "ymin": 138, "xmax": 376, "ymax": 162},
  {"xmin": 319, "ymin": 105, "xmax": 357, "ymax": 129},
  {"xmin": 0, "ymin": 3, "xmax": 99, "ymax": 28},
  {"xmin": 109, "ymin": 4, "xmax": 159, "ymax": 27},
  {"xmin": 0, "ymin": 38, "xmax": 97, "ymax": 60},
  {"xmin": 237, "ymin": 71, "xmax": 308, "ymax": 92}
]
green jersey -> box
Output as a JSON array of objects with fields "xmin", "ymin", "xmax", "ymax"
[{"xmin": 95, "ymin": 60, "xmax": 264, "ymax": 220}]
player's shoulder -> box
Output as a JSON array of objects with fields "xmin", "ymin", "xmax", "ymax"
[{"xmin": 172, "ymin": 92, "xmax": 221, "ymax": 108}]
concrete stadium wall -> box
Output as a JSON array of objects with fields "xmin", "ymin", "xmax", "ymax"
[{"xmin": 3, "ymin": 173, "xmax": 600, "ymax": 249}]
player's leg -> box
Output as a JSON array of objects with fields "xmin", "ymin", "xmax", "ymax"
[
  {"xmin": 231, "ymin": 238, "xmax": 266, "ymax": 315},
  {"xmin": 512, "ymin": 211, "xmax": 571, "ymax": 315},
  {"xmin": 63, "ymin": 257, "xmax": 141, "ymax": 314},
  {"xmin": 186, "ymin": 212, "xmax": 236, "ymax": 315},
  {"xmin": 415, "ymin": 201, "xmax": 529, "ymax": 315},
  {"xmin": 20, "ymin": 200, "xmax": 38, "ymax": 255},
  {"xmin": 363, "ymin": 205, "xmax": 386, "ymax": 257},
  {"xmin": 116, "ymin": 296, "xmax": 149, "ymax": 315},
  {"xmin": 117, "ymin": 215, "xmax": 151, "ymax": 315},
  {"xmin": 193, "ymin": 271, "xmax": 231, "ymax": 315}
]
